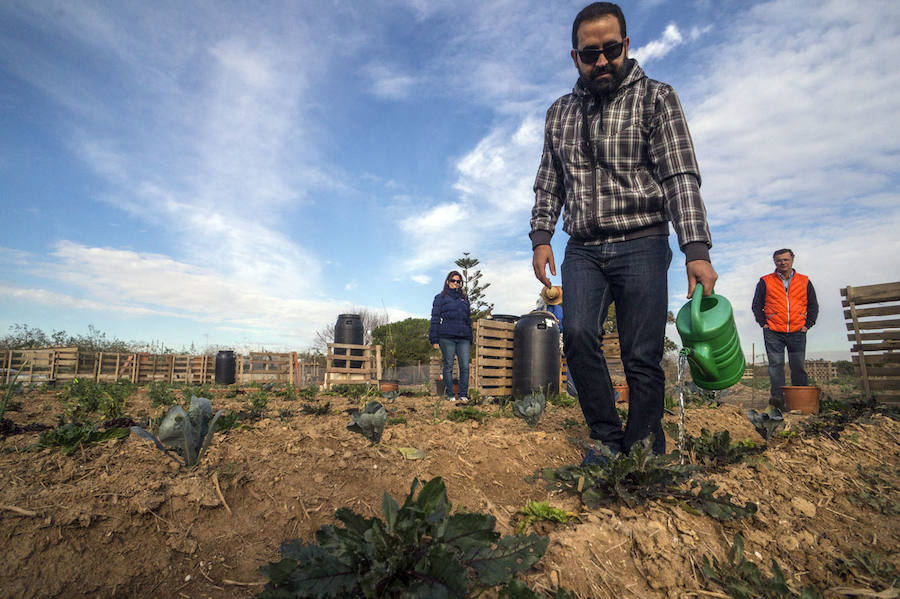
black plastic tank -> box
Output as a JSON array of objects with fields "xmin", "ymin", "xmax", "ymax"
[
  {"xmin": 334, "ymin": 314, "xmax": 364, "ymax": 368},
  {"xmin": 488, "ymin": 314, "xmax": 520, "ymax": 323},
  {"xmin": 214, "ymin": 350, "xmax": 236, "ymax": 385},
  {"xmin": 512, "ymin": 311, "xmax": 560, "ymax": 398}
]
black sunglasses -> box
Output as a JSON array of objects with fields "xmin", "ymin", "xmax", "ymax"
[
  {"xmin": 449, "ymin": 278, "xmax": 462, "ymax": 284},
  {"xmin": 575, "ymin": 41, "xmax": 625, "ymax": 64}
]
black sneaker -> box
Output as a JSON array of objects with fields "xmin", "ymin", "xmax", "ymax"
[{"xmin": 768, "ymin": 397, "xmax": 785, "ymax": 411}]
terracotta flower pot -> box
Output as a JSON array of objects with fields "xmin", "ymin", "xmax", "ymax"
[
  {"xmin": 614, "ymin": 384, "xmax": 629, "ymax": 403},
  {"xmin": 380, "ymin": 379, "xmax": 399, "ymax": 393},
  {"xmin": 782, "ymin": 385, "xmax": 819, "ymax": 414}
]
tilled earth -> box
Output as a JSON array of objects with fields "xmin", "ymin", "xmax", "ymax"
[{"xmin": 0, "ymin": 382, "xmax": 897, "ymax": 598}]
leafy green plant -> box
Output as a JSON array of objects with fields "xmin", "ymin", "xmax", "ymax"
[
  {"xmin": 259, "ymin": 477, "xmax": 549, "ymax": 598},
  {"xmin": 0, "ymin": 373, "xmax": 22, "ymax": 422},
  {"xmin": 848, "ymin": 464, "xmax": 899, "ymax": 515},
  {"xmin": 278, "ymin": 408, "xmax": 295, "ymax": 422},
  {"xmin": 98, "ymin": 379, "xmax": 135, "ymax": 420},
  {"xmin": 515, "ymin": 501, "xmax": 579, "ymax": 535},
  {"xmin": 546, "ymin": 392, "xmax": 576, "ymax": 407},
  {"xmin": 130, "ymin": 396, "xmax": 226, "ymax": 467},
  {"xmin": 215, "ymin": 409, "xmax": 244, "ymax": 432},
  {"xmin": 387, "ymin": 415, "xmax": 408, "ymax": 426},
  {"xmin": 331, "ymin": 383, "xmax": 374, "ymax": 401},
  {"xmin": 833, "ymin": 549, "xmax": 898, "ymax": 591},
  {"xmin": 59, "ymin": 378, "xmax": 103, "ymax": 420},
  {"xmin": 247, "ymin": 389, "xmax": 269, "ymax": 418},
  {"xmin": 561, "ymin": 417, "xmax": 581, "ymax": 429},
  {"xmin": 702, "ymin": 533, "xmax": 823, "ymax": 598},
  {"xmin": 181, "ymin": 382, "xmax": 212, "ymax": 400},
  {"xmin": 684, "ymin": 428, "xmax": 764, "ymax": 469},
  {"xmin": 300, "ymin": 401, "xmax": 331, "ymax": 416},
  {"xmin": 297, "ymin": 385, "xmax": 319, "ymax": 402},
  {"xmin": 535, "ymin": 439, "xmax": 756, "ymax": 520},
  {"xmin": 447, "ymin": 405, "xmax": 487, "ymax": 424},
  {"xmin": 148, "ymin": 381, "xmax": 177, "ymax": 407},
  {"xmin": 746, "ymin": 408, "xmax": 786, "ymax": 441},
  {"xmin": 36, "ymin": 422, "xmax": 130, "ymax": 455},
  {"xmin": 347, "ymin": 401, "xmax": 387, "ymax": 443}
]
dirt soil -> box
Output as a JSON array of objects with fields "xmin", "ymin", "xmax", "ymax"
[{"xmin": 1, "ymin": 382, "xmax": 897, "ymax": 599}]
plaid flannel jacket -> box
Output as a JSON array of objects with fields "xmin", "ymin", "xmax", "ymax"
[{"xmin": 530, "ymin": 60, "xmax": 711, "ymax": 261}]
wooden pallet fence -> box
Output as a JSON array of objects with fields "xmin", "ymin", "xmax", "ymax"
[
  {"xmin": 236, "ymin": 352, "xmax": 295, "ymax": 385},
  {"xmin": 473, "ymin": 319, "xmax": 515, "ymax": 396},
  {"xmin": 842, "ymin": 281, "xmax": 900, "ymax": 405},
  {"xmin": 323, "ymin": 343, "xmax": 382, "ymax": 389}
]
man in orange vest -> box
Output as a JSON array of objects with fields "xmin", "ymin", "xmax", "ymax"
[{"xmin": 751, "ymin": 249, "xmax": 819, "ymax": 410}]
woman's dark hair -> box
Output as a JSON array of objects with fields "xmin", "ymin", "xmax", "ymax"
[
  {"xmin": 572, "ymin": 2, "xmax": 626, "ymax": 48},
  {"xmin": 441, "ymin": 270, "xmax": 467, "ymax": 298}
]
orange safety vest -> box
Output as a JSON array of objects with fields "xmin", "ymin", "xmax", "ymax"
[{"xmin": 761, "ymin": 271, "xmax": 809, "ymax": 333}]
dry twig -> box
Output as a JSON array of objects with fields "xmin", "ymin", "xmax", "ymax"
[{"xmin": 211, "ymin": 472, "xmax": 231, "ymax": 515}]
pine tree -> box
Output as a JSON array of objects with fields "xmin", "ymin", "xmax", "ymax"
[{"xmin": 454, "ymin": 252, "xmax": 494, "ymax": 321}]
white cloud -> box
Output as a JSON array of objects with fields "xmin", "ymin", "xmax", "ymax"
[
  {"xmin": 1, "ymin": 242, "xmax": 413, "ymax": 349},
  {"xmin": 411, "ymin": 274, "xmax": 431, "ymax": 284},
  {"xmin": 631, "ymin": 23, "xmax": 684, "ymax": 64},
  {"xmin": 365, "ymin": 63, "xmax": 417, "ymax": 100}
]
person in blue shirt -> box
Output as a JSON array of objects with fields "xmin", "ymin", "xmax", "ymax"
[{"xmin": 429, "ymin": 271, "xmax": 473, "ymax": 403}]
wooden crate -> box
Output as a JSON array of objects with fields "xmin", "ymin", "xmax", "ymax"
[
  {"xmin": 842, "ymin": 281, "xmax": 900, "ymax": 405},
  {"xmin": 323, "ymin": 343, "xmax": 382, "ymax": 389},
  {"xmin": 474, "ymin": 319, "xmax": 515, "ymax": 396}
]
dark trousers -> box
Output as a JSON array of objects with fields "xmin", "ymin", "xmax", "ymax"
[
  {"xmin": 763, "ymin": 328, "xmax": 808, "ymax": 401},
  {"xmin": 561, "ymin": 236, "xmax": 672, "ymax": 454}
]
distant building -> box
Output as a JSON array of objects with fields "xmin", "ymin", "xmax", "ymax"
[{"xmin": 806, "ymin": 359, "xmax": 837, "ymax": 382}]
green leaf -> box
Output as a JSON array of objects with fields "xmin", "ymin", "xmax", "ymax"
[
  {"xmin": 407, "ymin": 544, "xmax": 468, "ymax": 599},
  {"xmin": 469, "ymin": 533, "xmax": 549, "ymax": 586},
  {"xmin": 382, "ymin": 491, "xmax": 400, "ymax": 533}
]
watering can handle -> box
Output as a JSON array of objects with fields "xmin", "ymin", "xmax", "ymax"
[{"xmin": 690, "ymin": 283, "xmax": 704, "ymax": 335}]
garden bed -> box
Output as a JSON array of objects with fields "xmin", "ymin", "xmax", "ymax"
[{"xmin": 0, "ymin": 381, "xmax": 897, "ymax": 598}]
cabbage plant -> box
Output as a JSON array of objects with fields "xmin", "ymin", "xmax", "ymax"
[{"xmin": 131, "ymin": 396, "xmax": 225, "ymax": 467}]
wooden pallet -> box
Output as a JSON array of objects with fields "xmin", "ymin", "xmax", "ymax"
[
  {"xmin": 323, "ymin": 343, "xmax": 382, "ymax": 389},
  {"xmin": 474, "ymin": 319, "xmax": 515, "ymax": 396},
  {"xmin": 842, "ymin": 281, "xmax": 900, "ymax": 405}
]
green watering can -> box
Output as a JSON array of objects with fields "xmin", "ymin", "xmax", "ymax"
[{"xmin": 675, "ymin": 283, "xmax": 746, "ymax": 390}]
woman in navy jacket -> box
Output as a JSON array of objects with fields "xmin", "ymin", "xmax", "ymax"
[{"xmin": 429, "ymin": 270, "xmax": 473, "ymax": 403}]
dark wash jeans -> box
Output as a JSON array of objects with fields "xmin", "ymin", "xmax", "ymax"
[
  {"xmin": 562, "ymin": 235, "xmax": 672, "ymax": 454},
  {"xmin": 763, "ymin": 328, "xmax": 808, "ymax": 400},
  {"xmin": 438, "ymin": 338, "xmax": 470, "ymax": 398}
]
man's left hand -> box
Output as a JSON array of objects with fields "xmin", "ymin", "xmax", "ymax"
[
  {"xmin": 686, "ymin": 260, "xmax": 718, "ymax": 298},
  {"xmin": 801, "ymin": 326, "xmax": 808, "ymax": 332}
]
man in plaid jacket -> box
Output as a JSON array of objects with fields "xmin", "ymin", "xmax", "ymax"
[{"xmin": 530, "ymin": 2, "xmax": 718, "ymax": 462}]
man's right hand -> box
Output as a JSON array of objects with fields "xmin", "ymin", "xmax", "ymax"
[{"xmin": 532, "ymin": 245, "xmax": 556, "ymax": 288}]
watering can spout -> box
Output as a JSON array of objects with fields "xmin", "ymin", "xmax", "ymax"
[{"xmin": 681, "ymin": 344, "xmax": 718, "ymax": 379}]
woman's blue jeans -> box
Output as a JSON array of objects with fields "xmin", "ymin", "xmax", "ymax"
[
  {"xmin": 562, "ymin": 236, "xmax": 672, "ymax": 454},
  {"xmin": 438, "ymin": 338, "xmax": 470, "ymax": 398}
]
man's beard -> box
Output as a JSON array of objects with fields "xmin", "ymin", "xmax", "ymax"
[{"xmin": 583, "ymin": 61, "xmax": 627, "ymax": 99}]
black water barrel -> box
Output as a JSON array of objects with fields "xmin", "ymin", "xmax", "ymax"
[
  {"xmin": 489, "ymin": 314, "xmax": 520, "ymax": 323},
  {"xmin": 334, "ymin": 314, "xmax": 364, "ymax": 368},
  {"xmin": 215, "ymin": 350, "xmax": 236, "ymax": 385},
  {"xmin": 512, "ymin": 311, "xmax": 560, "ymax": 398}
]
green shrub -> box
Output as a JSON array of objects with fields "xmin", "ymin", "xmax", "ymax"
[
  {"xmin": 259, "ymin": 477, "xmax": 548, "ymax": 598},
  {"xmin": 148, "ymin": 381, "xmax": 177, "ymax": 407}
]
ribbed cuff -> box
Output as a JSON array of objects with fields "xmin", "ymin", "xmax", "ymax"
[
  {"xmin": 683, "ymin": 241, "xmax": 710, "ymax": 263},
  {"xmin": 530, "ymin": 230, "xmax": 552, "ymax": 249}
]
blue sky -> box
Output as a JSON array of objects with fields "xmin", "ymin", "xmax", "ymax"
[{"xmin": 1, "ymin": 0, "xmax": 898, "ymax": 359}]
